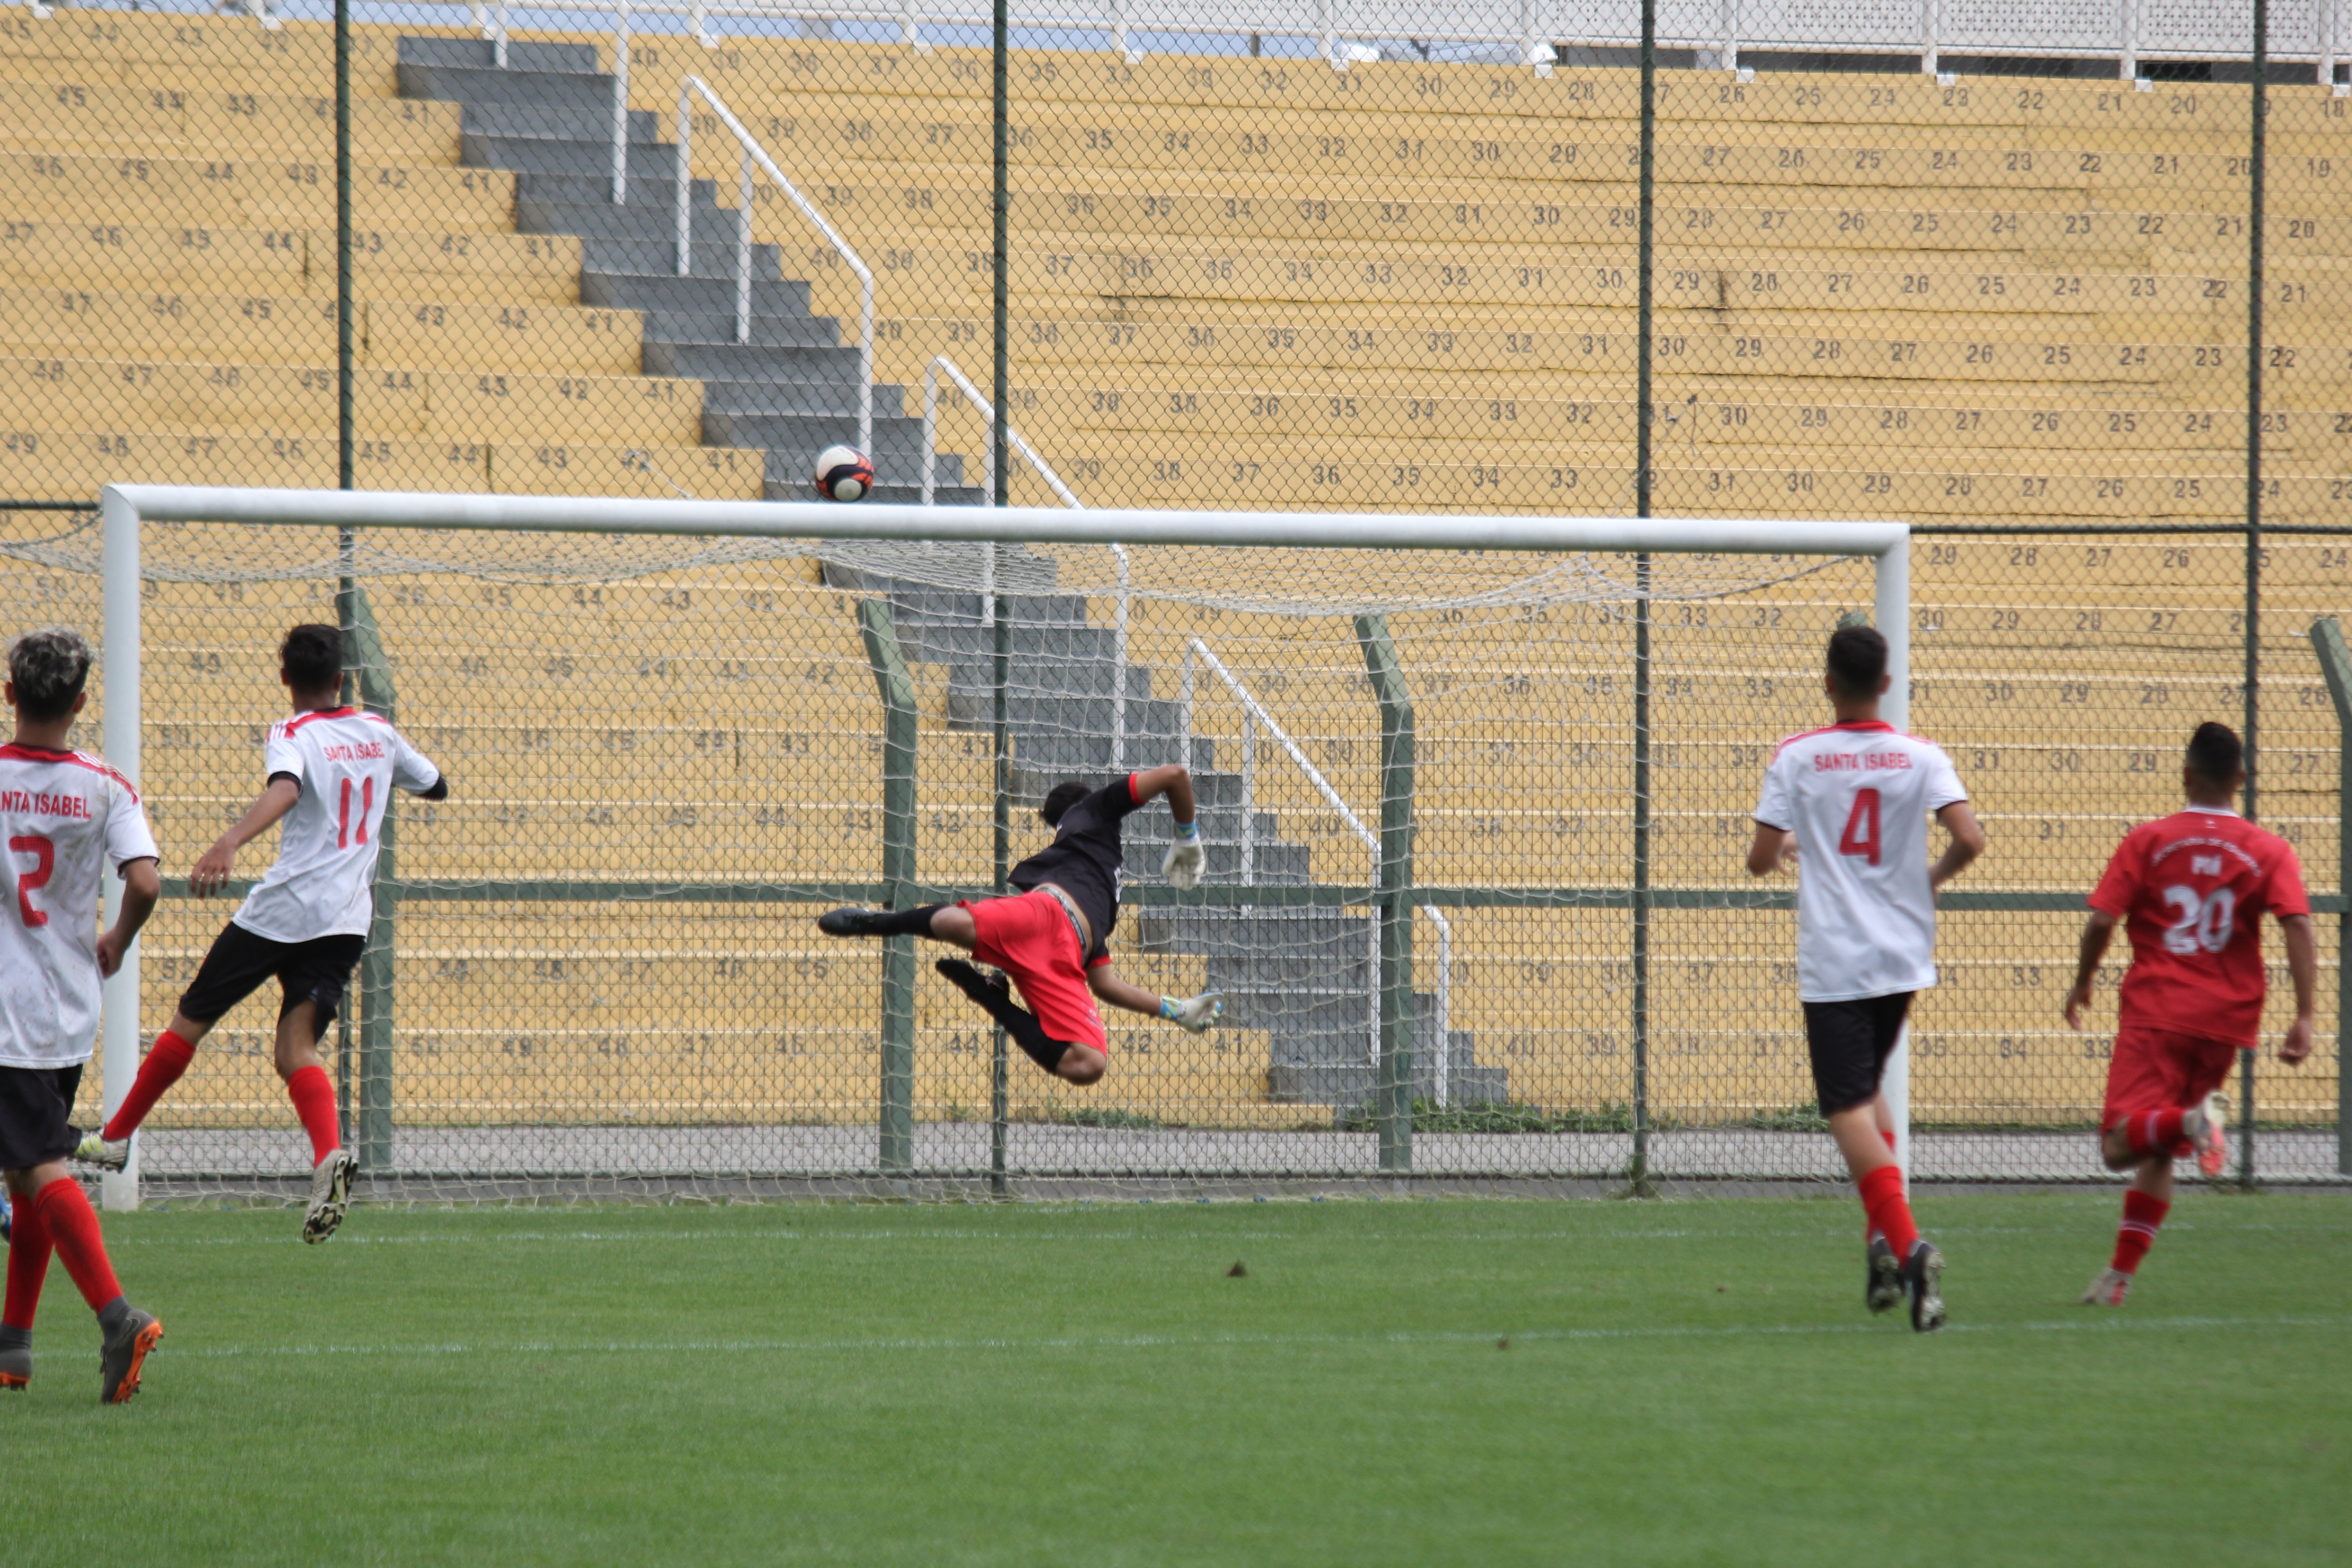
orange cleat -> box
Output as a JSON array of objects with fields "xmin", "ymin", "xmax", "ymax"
[{"xmin": 99, "ymin": 1306, "xmax": 161, "ymax": 1405}]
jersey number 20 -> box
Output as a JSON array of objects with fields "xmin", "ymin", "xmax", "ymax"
[
  {"xmin": 1838, "ymin": 789, "xmax": 1881, "ymax": 867},
  {"xmin": 2161, "ymin": 885, "xmax": 2236, "ymax": 956}
]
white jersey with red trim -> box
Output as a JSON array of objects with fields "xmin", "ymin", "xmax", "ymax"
[
  {"xmin": 234, "ymin": 707, "xmax": 440, "ymax": 943},
  {"xmin": 1753, "ymin": 720, "xmax": 1968, "ymax": 1003},
  {"xmin": 0, "ymin": 744, "xmax": 159, "ymax": 1068}
]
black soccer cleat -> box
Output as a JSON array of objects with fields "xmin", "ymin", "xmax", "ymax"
[
  {"xmin": 935, "ymin": 957, "xmax": 1010, "ymax": 1006},
  {"xmin": 1904, "ymin": 1239, "xmax": 1947, "ymax": 1333},
  {"xmin": 99, "ymin": 1305, "xmax": 162, "ymax": 1405},
  {"xmin": 1866, "ymin": 1235, "xmax": 1904, "ymax": 1315},
  {"xmin": 818, "ymin": 907, "xmax": 888, "ymax": 938}
]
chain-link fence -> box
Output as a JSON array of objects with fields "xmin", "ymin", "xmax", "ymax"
[{"xmin": 3, "ymin": 0, "xmax": 2347, "ymax": 1194}]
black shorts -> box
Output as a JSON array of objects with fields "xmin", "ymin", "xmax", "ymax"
[
  {"xmin": 1802, "ymin": 992, "xmax": 1915, "ymax": 1115},
  {"xmin": 0, "ymin": 1063, "xmax": 84, "ymax": 1171},
  {"xmin": 179, "ymin": 922, "xmax": 366, "ymax": 1034}
]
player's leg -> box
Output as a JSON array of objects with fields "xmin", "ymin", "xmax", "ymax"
[
  {"xmin": 2083, "ymin": 1031, "xmax": 2229, "ymax": 1305},
  {"xmin": 0, "ymin": 1157, "xmax": 51, "ymax": 1390},
  {"xmin": 86, "ymin": 921, "xmax": 274, "ymax": 1160},
  {"xmin": 2, "ymin": 1068, "xmax": 161, "ymax": 1402},
  {"xmin": 1808, "ymin": 994, "xmax": 1940, "ymax": 1329},
  {"xmin": 271, "ymin": 938, "xmax": 365, "ymax": 1244},
  {"xmin": 936, "ymin": 893, "xmax": 1111, "ymax": 1085},
  {"xmin": 934, "ymin": 959, "xmax": 1107, "ymax": 1083},
  {"xmin": 817, "ymin": 903, "xmax": 973, "ymax": 946}
]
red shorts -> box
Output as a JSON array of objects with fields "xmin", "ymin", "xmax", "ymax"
[
  {"xmin": 961, "ymin": 889, "xmax": 1108, "ymax": 1052},
  {"xmin": 2100, "ymin": 1024, "xmax": 2240, "ymax": 1132}
]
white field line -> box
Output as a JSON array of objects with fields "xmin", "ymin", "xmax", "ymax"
[
  {"xmin": 159, "ymin": 1314, "xmax": 2352, "ymax": 1362},
  {"xmin": 106, "ymin": 1219, "xmax": 2352, "ymax": 1249}
]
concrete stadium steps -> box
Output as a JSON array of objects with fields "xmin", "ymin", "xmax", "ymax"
[{"xmin": 390, "ymin": 33, "xmax": 987, "ymax": 508}]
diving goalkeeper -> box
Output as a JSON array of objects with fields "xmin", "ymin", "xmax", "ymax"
[{"xmin": 817, "ymin": 765, "xmax": 1220, "ymax": 1083}]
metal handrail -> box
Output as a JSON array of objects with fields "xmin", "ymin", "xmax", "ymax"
[
  {"xmin": 676, "ymin": 77, "xmax": 872, "ymax": 453},
  {"xmin": 919, "ymin": 355, "xmax": 1079, "ymax": 509}
]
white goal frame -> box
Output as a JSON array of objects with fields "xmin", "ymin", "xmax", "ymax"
[{"xmin": 94, "ymin": 484, "xmax": 1911, "ymax": 1207}]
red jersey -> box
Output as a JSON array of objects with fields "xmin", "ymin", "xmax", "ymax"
[{"xmin": 2088, "ymin": 805, "xmax": 2308, "ymax": 1045}]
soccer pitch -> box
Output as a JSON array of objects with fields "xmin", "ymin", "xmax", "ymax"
[{"xmin": 8, "ymin": 1194, "xmax": 2347, "ymax": 1565}]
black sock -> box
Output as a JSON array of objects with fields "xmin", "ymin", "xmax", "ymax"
[
  {"xmin": 869, "ymin": 904, "xmax": 946, "ymax": 937},
  {"xmin": 97, "ymin": 1296, "xmax": 130, "ymax": 1334},
  {"xmin": 935, "ymin": 960, "xmax": 1071, "ymax": 1073},
  {"xmin": 0, "ymin": 1325, "xmax": 29, "ymax": 1352}
]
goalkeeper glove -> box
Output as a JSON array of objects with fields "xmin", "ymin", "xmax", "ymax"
[
  {"xmin": 1160, "ymin": 991, "xmax": 1224, "ymax": 1034},
  {"xmin": 1160, "ymin": 818, "xmax": 1205, "ymax": 891}
]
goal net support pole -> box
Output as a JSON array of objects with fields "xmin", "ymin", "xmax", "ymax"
[{"xmin": 96, "ymin": 485, "xmax": 1909, "ymax": 1208}]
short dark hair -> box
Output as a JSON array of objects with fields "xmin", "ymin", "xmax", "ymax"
[
  {"xmin": 2186, "ymin": 721, "xmax": 2243, "ymax": 785},
  {"xmin": 8, "ymin": 627, "xmax": 92, "ymax": 720},
  {"xmin": 1825, "ymin": 625, "xmax": 1888, "ymax": 698},
  {"xmin": 1039, "ymin": 780, "xmax": 1091, "ymax": 827},
  {"xmin": 281, "ymin": 623, "xmax": 343, "ymax": 693}
]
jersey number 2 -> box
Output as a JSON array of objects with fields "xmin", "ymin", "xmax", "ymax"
[
  {"xmin": 1838, "ymin": 788, "xmax": 1882, "ymax": 867},
  {"xmin": 9, "ymin": 833, "xmax": 54, "ymax": 927}
]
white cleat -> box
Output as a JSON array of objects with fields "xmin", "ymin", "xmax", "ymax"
[
  {"xmin": 73, "ymin": 1133, "xmax": 130, "ymax": 1172},
  {"xmin": 302, "ymin": 1148, "xmax": 358, "ymax": 1244},
  {"xmin": 2079, "ymin": 1267, "xmax": 2132, "ymax": 1307},
  {"xmin": 2186, "ymin": 1093, "xmax": 2230, "ymax": 1179}
]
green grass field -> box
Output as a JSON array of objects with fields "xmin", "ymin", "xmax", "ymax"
[{"xmin": 5, "ymin": 1192, "xmax": 2347, "ymax": 1565}]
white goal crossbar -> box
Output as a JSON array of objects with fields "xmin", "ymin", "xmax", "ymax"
[{"xmin": 94, "ymin": 485, "xmax": 1911, "ymax": 1205}]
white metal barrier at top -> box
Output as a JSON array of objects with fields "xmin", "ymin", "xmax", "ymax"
[{"xmin": 433, "ymin": 0, "xmax": 2347, "ymax": 82}]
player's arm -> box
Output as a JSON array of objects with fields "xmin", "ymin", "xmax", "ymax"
[
  {"xmin": 2278, "ymin": 913, "xmax": 2318, "ymax": 1065},
  {"xmin": 2062, "ymin": 910, "xmax": 2119, "ymax": 1030},
  {"xmin": 95, "ymin": 856, "xmax": 160, "ymax": 978},
  {"xmin": 1132, "ymin": 763, "xmax": 1205, "ymax": 889},
  {"xmin": 188, "ymin": 775, "xmax": 300, "ymax": 897},
  {"xmin": 1745, "ymin": 823, "xmax": 1795, "ymax": 877},
  {"xmin": 1929, "ymin": 800, "xmax": 1985, "ymax": 891},
  {"xmin": 1088, "ymin": 962, "xmax": 1221, "ymax": 1032}
]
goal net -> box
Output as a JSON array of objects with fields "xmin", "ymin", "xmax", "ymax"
[{"xmin": 0, "ymin": 486, "xmax": 2156, "ymax": 1205}]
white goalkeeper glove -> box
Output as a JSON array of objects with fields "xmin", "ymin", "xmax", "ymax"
[
  {"xmin": 1160, "ymin": 819, "xmax": 1205, "ymax": 891},
  {"xmin": 1160, "ymin": 991, "xmax": 1224, "ymax": 1034}
]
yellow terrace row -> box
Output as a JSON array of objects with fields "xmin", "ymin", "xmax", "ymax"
[
  {"xmin": 2, "ymin": 220, "xmax": 583, "ymax": 303},
  {"xmin": 1, "ymin": 357, "xmax": 704, "ymax": 442},
  {"xmin": 649, "ymin": 101, "xmax": 2352, "ymax": 197},
  {"xmin": 5, "ymin": 151, "xmax": 514, "ymax": 228},
  {"xmin": 2, "ymin": 289, "xmax": 643, "ymax": 371},
  {"xmin": 2, "ymin": 428, "xmax": 761, "ymax": 501},
  {"xmin": 6, "ymin": 78, "xmax": 461, "ymax": 156}
]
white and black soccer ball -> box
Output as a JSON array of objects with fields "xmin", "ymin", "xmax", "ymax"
[{"xmin": 814, "ymin": 445, "xmax": 876, "ymax": 502}]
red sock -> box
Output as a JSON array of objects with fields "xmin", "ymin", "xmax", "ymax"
[
  {"xmin": 1857, "ymin": 1165, "xmax": 1919, "ymax": 1258},
  {"xmin": 30, "ymin": 1179, "xmax": 120, "ymax": 1313},
  {"xmin": 1863, "ymin": 1131, "xmax": 1901, "ymax": 1239},
  {"xmin": 2124, "ymin": 1108, "xmax": 2187, "ymax": 1160},
  {"xmin": 285, "ymin": 1065, "xmax": 340, "ymax": 1166},
  {"xmin": 4, "ymin": 1194, "xmax": 53, "ymax": 1330},
  {"xmin": 2112, "ymin": 1190, "xmax": 2170, "ymax": 1275},
  {"xmin": 102, "ymin": 1029, "xmax": 196, "ymax": 1141}
]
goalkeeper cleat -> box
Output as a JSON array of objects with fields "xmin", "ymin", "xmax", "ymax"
[
  {"xmin": 2079, "ymin": 1267, "xmax": 2132, "ymax": 1307},
  {"xmin": 1904, "ymin": 1239, "xmax": 1947, "ymax": 1333},
  {"xmin": 302, "ymin": 1148, "xmax": 358, "ymax": 1245},
  {"xmin": 99, "ymin": 1306, "xmax": 161, "ymax": 1404},
  {"xmin": 0, "ymin": 1343, "xmax": 28, "ymax": 1391},
  {"xmin": 2187, "ymin": 1093, "xmax": 2230, "ymax": 1179},
  {"xmin": 73, "ymin": 1132, "xmax": 130, "ymax": 1172},
  {"xmin": 1865, "ymin": 1235, "xmax": 1904, "ymax": 1315},
  {"xmin": 817, "ymin": 906, "xmax": 887, "ymax": 938}
]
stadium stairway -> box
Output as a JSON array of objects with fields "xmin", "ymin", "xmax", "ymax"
[
  {"xmin": 392, "ymin": 35, "xmax": 983, "ymax": 505},
  {"xmin": 823, "ymin": 549, "xmax": 1506, "ymax": 1114}
]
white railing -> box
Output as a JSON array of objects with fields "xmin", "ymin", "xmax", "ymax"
[
  {"xmin": 920, "ymin": 355, "xmax": 1080, "ymax": 510},
  {"xmin": 1424, "ymin": 906, "xmax": 1454, "ymax": 1107},
  {"xmin": 675, "ymin": 77, "xmax": 872, "ymax": 453},
  {"xmin": 611, "ymin": 0, "xmax": 632, "ymax": 201}
]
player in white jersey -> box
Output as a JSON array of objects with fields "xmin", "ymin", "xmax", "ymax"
[
  {"xmin": 0, "ymin": 628, "xmax": 166, "ymax": 1402},
  {"xmin": 77, "ymin": 623, "xmax": 445, "ymax": 1245},
  {"xmin": 1747, "ymin": 625, "xmax": 1984, "ymax": 1332}
]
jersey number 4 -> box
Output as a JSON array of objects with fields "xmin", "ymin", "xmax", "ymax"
[
  {"xmin": 8, "ymin": 833, "xmax": 54, "ymax": 927},
  {"xmin": 1838, "ymin": 788, "xmax": 1882, "ymax": 867}
]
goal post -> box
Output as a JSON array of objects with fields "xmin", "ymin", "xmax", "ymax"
[{"xmin": 90, "ymin": 483, "xmax": 1909, "ymax": 1206}]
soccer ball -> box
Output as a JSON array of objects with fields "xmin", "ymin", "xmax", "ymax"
[{"xmin": 814, "ymin": 445, "xmax": 875, "ymax": 502}]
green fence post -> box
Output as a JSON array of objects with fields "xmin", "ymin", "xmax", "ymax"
[
  {"xmin": 2309, "ymin": 616, "xmax": 2352, "ymax": 1176},
  {"xmin": 343, "ymin": 585, "xmax": 397, "ymax": 1174},
  {"xmin": 1356, "ymin": 614, "xmax": 1414, "ymax": 1176},
  {"xmin": 860, "ymin": 597, "xmax": 918, "ymax": 1174}
]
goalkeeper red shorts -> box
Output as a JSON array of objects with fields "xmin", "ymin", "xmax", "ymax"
[
  {"xmin": 2100, "ymin": 1025, "xmax": 2239, "ymax": 1133},
  {"xmin": 961, "ymin": 890, "xmax": 1108, "ymax": 1051}
]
